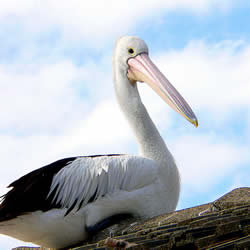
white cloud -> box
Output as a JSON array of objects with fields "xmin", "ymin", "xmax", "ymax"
[
  {"xmin": 171, "ymin": 134, "xmax": 250, "ymax": 193},
  {"xmin": 53, "ymin": 100, "xmax": 135, "ymax": 156},
  {"xmin": 0, "ymin": 59, "xmax": 114, "ymax": 134},
  {"xmin": 0, "ymin": 61, "xmax": 77, "ymax": 132},
  {"xmin": 0, "ymin": 0, "xmax": 238, "ymax": 47},
  {"xmin": 154, "ymin": 40, "xmax": 250, "ymax": 123}
]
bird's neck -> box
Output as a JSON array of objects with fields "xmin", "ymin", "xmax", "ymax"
[
  {"xmin": 114, "ymin": 69, "xmax": 171, "ymax": 163},
  {"xmin": 114, "ymin": 68, "xmax": 180, "ymax": 210}
]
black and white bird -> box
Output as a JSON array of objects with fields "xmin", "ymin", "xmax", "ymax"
[{"xmin": 0, "ymin": 36, "xmax": 198, "ymax": 249}]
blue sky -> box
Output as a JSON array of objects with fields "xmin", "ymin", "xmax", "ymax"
[{"xmin": 0, "ymin": 0, "xmax": 250, "ymax": 248}]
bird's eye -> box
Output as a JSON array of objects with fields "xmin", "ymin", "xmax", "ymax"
[{"xmin": 128, "ymin": 47, "xmax": 135, "ymax": 55}]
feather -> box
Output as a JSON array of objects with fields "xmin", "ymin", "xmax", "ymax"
[{"xmin": 48, "ymin": 155, "xmax": 158, "ymax": 214}]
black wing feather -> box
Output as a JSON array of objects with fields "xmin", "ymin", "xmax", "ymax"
[
  {"xmin": 0, "ymin": 157, "xmax": 76, "ymax": 222},
  {"xmin": 0, "ymin": 154, "xmax": 123, "ymax": 222}
]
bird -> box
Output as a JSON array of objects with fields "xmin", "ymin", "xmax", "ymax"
[{"xmin": 0, "ymin": 36, "xmax": 198, "ymax": 249}]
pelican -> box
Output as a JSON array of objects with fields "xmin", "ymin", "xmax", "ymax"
[{"xmin": 0, "ymin": 36, "xmax": 198, "ymax": 249}]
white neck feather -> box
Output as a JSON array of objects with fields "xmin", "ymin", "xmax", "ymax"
[
  {"xmin": 113, "ymin": 63, "xmax": 180, "ymax": 209},
  {"xmin": 113, "ymin": 68, "xmax": 171, "ymax": 163}
]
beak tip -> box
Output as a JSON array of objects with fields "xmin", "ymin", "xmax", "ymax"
[
  {"xmin": 186, "ymin": 115, "xmax": 198, "ymax": 128},
  {"xmin": 193, "ymin": 119, "xmax": 198, "ymax": 128}
]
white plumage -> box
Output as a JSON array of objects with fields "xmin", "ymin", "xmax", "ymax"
[
  {"xmin": 0, "ymin": 36, "xmax": 197, "ymax": 249},
  {"xmin": 48, "ymin": 156, "xmax": 158, "ymax": 212}
]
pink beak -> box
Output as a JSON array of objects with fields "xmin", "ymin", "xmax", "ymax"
[{"xmin": 127, "ymin": 53, "xmax": 198, "ymax": 127}]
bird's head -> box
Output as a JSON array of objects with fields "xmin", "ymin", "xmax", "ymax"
[{"xmin": 113, "ymin": 36, "xmax": 198, "ymax": 127}]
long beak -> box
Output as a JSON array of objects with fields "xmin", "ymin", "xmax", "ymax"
[{"xmin": 127, "ymin": 53, "xmax": 198, "ymax": 127}]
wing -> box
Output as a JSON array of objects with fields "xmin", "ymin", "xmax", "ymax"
[
  {"xmin": 0, "ymin": 157, "xmax": 77, "ymax": 222},
  {"xmin": 48, "ymin": 155, "xmax": 158, "ymax": 215},
  {"xmin": 0, "ymin": 154, "xmax": 158, "ymax": 221}
]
